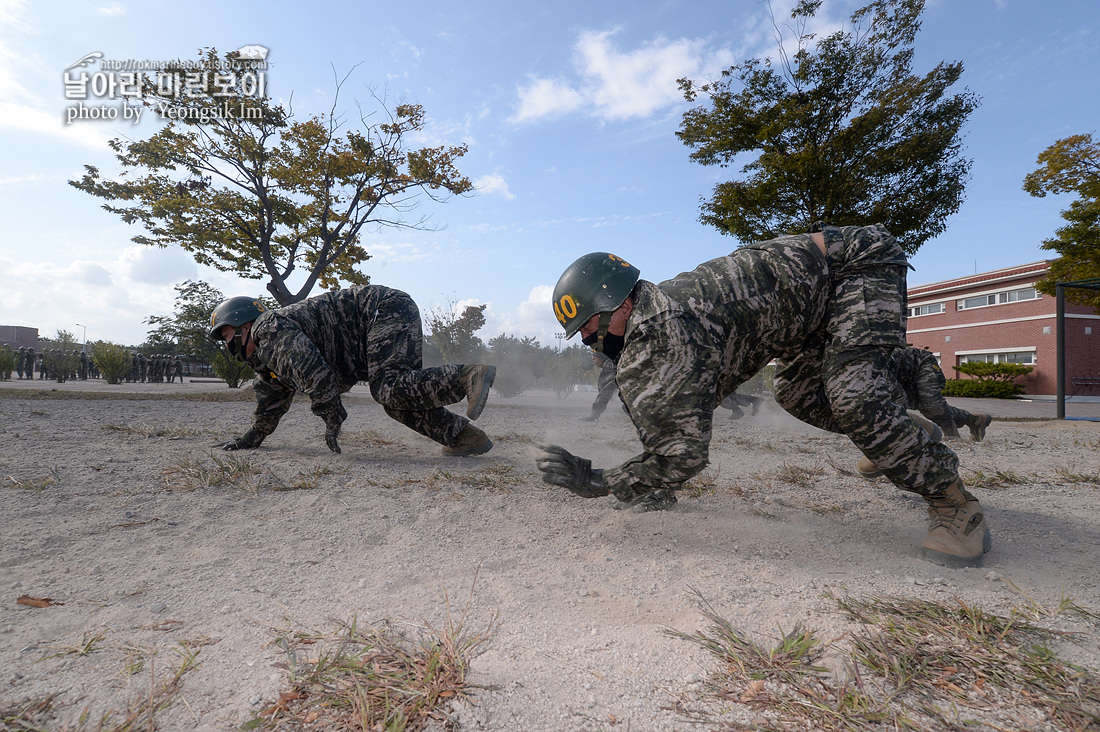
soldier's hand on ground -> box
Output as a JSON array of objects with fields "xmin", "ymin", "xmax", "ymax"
[
  {"xmin": 313, "ymin": 400, "xmax": 347, "ymax": 454},
  {"xmin": 215, "ymin": 428, "xmax": 266, "ymax": 451},
  {"xmin": 536, "ymin": 444, "xmax": 609, "ymax": 498}
]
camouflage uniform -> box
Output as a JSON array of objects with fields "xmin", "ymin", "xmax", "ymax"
[
  {"xmin": 887, "ymin": 347, "xmax": 972, "ymax": 433},
  {"xmin": 587, "ymin": 357, "xmax": 621, "ymax": 420},
  {"xmin": 603, "ymin": 224, "xmax": 959, "ymax": 502},
  {"xmin": 243, "ymin": 285, "xmax": 475, "ymax": 447}
]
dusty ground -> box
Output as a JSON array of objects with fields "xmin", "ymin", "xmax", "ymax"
[{"xmin": 1, "ymin": 380, "xmax": 1098, "ymax": 731}]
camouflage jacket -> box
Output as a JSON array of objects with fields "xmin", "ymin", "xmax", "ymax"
[
  {"xmin": 244, "ymin": 285, "xmax": 398, "ymax": 435},
  {"xmin": 601, "ymin": 226, "xmax": 906, "ymax": 499}
]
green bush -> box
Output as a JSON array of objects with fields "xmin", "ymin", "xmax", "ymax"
[
  {"xmin": 210, "ymin": 350, "xmax": 255, "ymax": 388},
  {"xmin": 91, "ymin": 341, "xmax": 132, "ymax": 384},
  {"xmin": 942, "ymin": 379, "xmax": 1022, "ymax": 399},
  {"xmin": 0, "ymin": 347, "xmax": 15, "ymax": 378},
  {"xmin": 953, "ymin": 361, "xmax": 1034, "ymax": 382}
]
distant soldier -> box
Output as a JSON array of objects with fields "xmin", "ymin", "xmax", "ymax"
[
  {"xmin": 138, "ymin": 352, "xmax": 147, "ymax": 382},
  {"xmin": 171, "ymin": 355, "xmax": 183, "ymax": 383},
  {"xmin": 888, "ymin": 347, "xmax": 990, "ymax": 441},
  {"xmin": 128, "ymin": 352, "xmax": 138, "ymax": 383},
  {"xmin": 16, "ymin": 346, "xmax": 26, "ymax": 379},
  {"xmin": 720, "ymin": 392, "xmax": 763, "ymax": 420},
  {"xmin": 79, "ymin": 350, "xmax": 89, "ymax": 380},
  {"xmin": 581, "ymin": 352, "xmax": 623, "ymax": 422},
  {"xmin": 208, "ymin": 288, "xmax": 497, "ymax": 457}
]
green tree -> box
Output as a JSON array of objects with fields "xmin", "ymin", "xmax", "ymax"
[
  {"xmin": 70, "ymin": 49, "xmax": 473, "ymax": 305},
  {"xmin": 90, "ymin": 341, "xmax": 132, "ymax": 384},
  {"xmin": 486, "ymin": 334, "xmax": 542, "ymax": 398},
  {"xmin": 676, "ymin": 0, "xmax": 978, "ymax": 253},
  {"xmin": 425, "ymin": 301, "xmax": 487, "ymax": 364},
  {"xmin": 1023, "ymin": 133, "xmax": 1100, "ymax": 311},
  {"xmin": 144, "ymin": 280, "xmax": 267, "ymax": 360}
]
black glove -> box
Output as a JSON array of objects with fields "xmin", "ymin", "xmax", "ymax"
[
  {"xmin": 536, "ymin": 444, "xmax": 609, "ymax": 498},
  {"xmin": 313, "ymin": 399, "xmax": 347, "ymax": 454},
  {"xmin": 215, "ymin": 428, "xmax": 266, "ymax": 451}
]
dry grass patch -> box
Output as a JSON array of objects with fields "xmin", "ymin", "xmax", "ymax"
[
  {"xmin": 102, "ymin": 423, "xmax": 213, "ymax": 439},
  {"xmin": 249, "ymin": 599, "xmax": 494, "ymax": 731},
  {"xmin": 671, "ymin": 590, "xmax": 1100, "ymax": 732},
  {"xmin": 4, "ymin": 637, "xmax": 206, "ymax": 731},
  {"xmin": 6, "ymin": 466, "xmax": 62, "ymax": 493},
  {"xmin": 160, "ymin": 452, "xmax": 269, "ymax": 493}
]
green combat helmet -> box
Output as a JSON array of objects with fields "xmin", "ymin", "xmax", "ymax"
[
  {"xmin": 552, "ymin": 252, "xmax": 639, "ymax": 350},
  {"xmin": 208, "ymin": 296, "xmax": 268, "ymax": 361}
]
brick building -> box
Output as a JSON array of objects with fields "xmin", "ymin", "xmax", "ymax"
[
  {"xmin": 0, "ymin": 325, "xmax": 40, "ymax": 350},
  {"xmin": 905, "ymin": 261, "xmax": 1100, "ymax": 398}
]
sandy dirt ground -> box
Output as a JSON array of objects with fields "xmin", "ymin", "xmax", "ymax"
[{"xmin": 1, "ymin": 380, "xmax": 1098, "ymax": 731}]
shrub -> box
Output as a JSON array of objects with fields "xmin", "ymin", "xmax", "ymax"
[
  {"xmin": 210, "ymin": 350, "xmax": 255, "ymax": 388},
  {"xmin": 943, "ymin": 379, "xmax": 1022, "ymax": 399},
  {"xmin": 90, "ymin": 341, "xmax": 132, "ymax": 384}
]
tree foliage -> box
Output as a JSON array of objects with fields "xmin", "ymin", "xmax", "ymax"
[
  {"xmin": 70, "ymin": 49, "xmax": 473, "ymax": 306},
  {"xmin": 676, "ymin": 0, "xmax": 978, "ymax": 253},
  {"xmin": 1023, "ymin": 133, "xmax": 1100, "ymax": 311},
  {"xmin": 425, "ymin": 301, "xmax": 488, "ymax": 364},
  {"xmin": 145, "ymin": 280, "xmax": 235, "ymax": 359}
]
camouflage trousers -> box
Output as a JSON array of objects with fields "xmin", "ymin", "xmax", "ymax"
[
  {"xmin": 366, "ymin": 291, "xmax": 470, "ymax": 447},
  {"xmin": 772, "ymin": 232, "xmax": 959, "ymax": 497}
]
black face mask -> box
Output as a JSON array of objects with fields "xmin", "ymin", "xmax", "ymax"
[{"xmin": 583, "ymin": 332, "xmax": 625, "ymax": 362}]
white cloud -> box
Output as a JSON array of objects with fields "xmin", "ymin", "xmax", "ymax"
[
  {"xmin": 512, "ymin": 77, "xmax": 584, "ymax": 123},
  {"xmin": 511, "ymin": 28, "xmax": 734, "ymax": 124},
  {"xmin": 481, "ymin": 285, "xmax": 562, "ymax": 346},
  {"xmin": 96, "ymin": 3, "xmax": 125, "ymax": 15},
  {"xmin": 119, "ymin": 245, "xmax": 197, "ymax": 285},
  {"xmin": 475, "ymin": 172, "xmax": 515, "ymax": 200}
]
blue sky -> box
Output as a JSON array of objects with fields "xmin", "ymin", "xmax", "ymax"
[{"xmin": 1, "ymin": 0, "xmax": 1097, "ymax": 348}]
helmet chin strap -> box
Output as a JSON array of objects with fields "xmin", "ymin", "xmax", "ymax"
[{"xmin": 591, "ymin": 311, "xmax": 614, "ymax": 354}]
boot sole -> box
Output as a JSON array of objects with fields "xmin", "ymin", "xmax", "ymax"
[
  {"xmin": 919, "ymin": 528, "xmax": 992, "ymax": 568},
  {"xmin": 467, "ymin": 365, "xmax": 496, "ymax": 420}
]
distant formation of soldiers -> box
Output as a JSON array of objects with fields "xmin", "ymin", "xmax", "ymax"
[{"xmin": 0, "ymin": 345, "xmax": 193, "ymax": 384}]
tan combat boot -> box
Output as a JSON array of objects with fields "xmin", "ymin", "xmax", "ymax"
[
  {"xmin": 442, "ymin": 424, "xmax": 493, "ymax": 457},
  {"xmin": 856, "ymin": 412, "xmax": 943, "ymax": 480},
  {"xmin": 460, "ymin": 365, "xmax": 496, "ymax": 420},
  {"xmin": 919, "ymin": 480, "xmax": 991, "ymax": 568},
  {"xmin": 967, "ymin": 413, "xmax": 993, "ymax": 442}
]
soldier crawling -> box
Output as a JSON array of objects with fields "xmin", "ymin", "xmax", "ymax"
[
  {"xmin": 537, "ymin": 225, "xmax": 991, "ymax": 569},
  {"xmin": 208, "ymin": 286, "xmax": 496, "ymax": 457}
]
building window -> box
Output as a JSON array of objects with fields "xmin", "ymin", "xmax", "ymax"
[
  {"xmin": 908, "ymin": 302, "xmax": 945, "ymax": 317},
  {"xmin": 956, "ymin": 286, "xmax": 1039, "ymax": 311},
  {"xmin": 1043, "ymin": 326, "xmax": 1051, "ymax": 335},
  {"xmin": 1087, "ymin": 327, "xmax": 1094, "ymax": 335},
  {"xmin": 958, "ymin": 351, "xmax": 1036, "ymax": 366}
]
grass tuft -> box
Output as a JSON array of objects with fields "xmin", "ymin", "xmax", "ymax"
[
  {"xmin": 6, "ymin": 466, "xmax": 62, "ymax": 493},
  {"xmin": 102, "ymin": 423, "xmax": 213, "ymax": 439},
  {"xmin": 671, "ymin": 590, "xmax": 1100, "ymax": 732},
  {"xmin": 250, "ymin": 591, "xmax": 495, "ymax": 731},
  {"xmin": 161, "ymin": 452, "xmax": 268, "ymax": 493}
]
